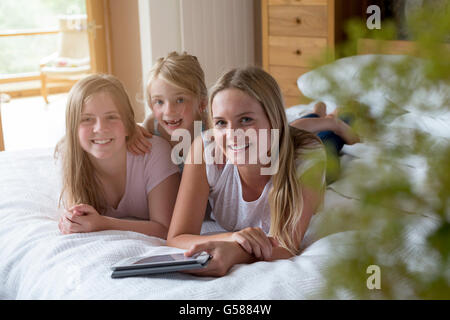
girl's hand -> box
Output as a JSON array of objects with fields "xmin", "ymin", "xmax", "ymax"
[
  {"xmin": 58, "ymin": 204, "xmax": 105, "ymax": 234},
  {"xmin": 183, "ymin": 241, "xmax": 245, "ymax": 277},
  {"xmin": 127, "ymin": 124, "xmax": 153, "ymax": 155},
  {"xmin": 231, "ymin": 227, "xmax": 278, "ymax": 261}
]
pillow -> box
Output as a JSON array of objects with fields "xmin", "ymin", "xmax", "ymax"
[
  {"xmin": 297, "ymin": 54, "xmax": 449, "ymax": 119},
  {"xmin": 297, "ymin": 54, "xmax": 450, "ymax": 139}
]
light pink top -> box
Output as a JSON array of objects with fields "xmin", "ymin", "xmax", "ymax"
[{"xmin": 104, "ymin": 136, "xmax": 179, "ymax": 220}]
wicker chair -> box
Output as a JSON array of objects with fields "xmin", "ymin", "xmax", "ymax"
[{"xmin": 40, "ymin": 15, "xmax": 91, "ymax": 103}]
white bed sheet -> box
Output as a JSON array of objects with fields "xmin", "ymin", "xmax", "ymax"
[
  {"xmin": 0, "ymin": 148, "xmax": 362, "ymax": 299},
  {"xmin": 2, "ymin": 54, "xmax": 445, "ymax": 299},
  {"xmin": 0, "ymin": 145, "xmax": 436, "ymax": 299}
]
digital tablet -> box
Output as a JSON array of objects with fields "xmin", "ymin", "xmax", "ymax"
[
  {"xmin": 110, "ymin": 251, "xmax": 211, "ymax": 278},
  {"xmin": 111, "ymin": 262, "xmax": 207, "ymax": 278}
]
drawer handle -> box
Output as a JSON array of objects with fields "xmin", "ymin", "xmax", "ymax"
[
  {"xmin": 295, "ymin": 17, "xmax": 301, "ymax": 24},
  {"xmin": 295, "ymin": 49, "xmax": 302, "ymax": 55}
]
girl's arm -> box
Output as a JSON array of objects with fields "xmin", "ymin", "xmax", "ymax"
[
  {"xmin": 167, "ymin": 136, "xmax": 244, "ymax": 248},
  {"xmin": 104, "ymin": 171, "xmax": 181, "ymax": 238},
  {"xmin": 60, "ymin": 207, "xmax": 171, "ymax": 237},
  {"xmin": 61, "ymin": 172, "xmax": 181, "ymax": 238},
  {"xmin": 101, "ymin": 216, "xmax": 168, "ymax": 239},
  {"xmin": 127, "ymin": 114, "xmax": 155, "ymax": 155}
]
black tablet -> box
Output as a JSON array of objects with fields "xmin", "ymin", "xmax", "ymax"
[{"xmin": 110, "ymin": 251, "xmax": 211, "ymax": 278}]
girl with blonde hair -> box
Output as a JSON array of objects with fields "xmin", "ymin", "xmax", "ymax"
[
  {"xmin": 128, "ymin": 51, "xmax": 208, "ymax": 171},
  {"xmin": 56, "ymin": 73, "xmax": 180, "ymax": 237},
  {"xmin": 167, "ymin": 66, "xmax": 326, "ymax": 276}
]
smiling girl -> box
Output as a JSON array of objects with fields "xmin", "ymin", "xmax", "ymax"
[
  {"xmin": 56, "ymin": 74, "xmax": 180, "ymax": 238},
  {"xmin": 167, "ymin": 67, "xmax": 327, "ymax": 276},
  {"xmin": 127, "ymin": 52, "xmax": 208, "ymax": 171}
]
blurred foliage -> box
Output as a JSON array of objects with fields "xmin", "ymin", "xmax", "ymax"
[{"xmin": 309, "ymin": 3, "xmax": 450, "ymax": 299}]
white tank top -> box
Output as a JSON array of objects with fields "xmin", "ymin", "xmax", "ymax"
[{"xmin": 202, "ymin": 132, "xmax": 326, "ymax": 235}]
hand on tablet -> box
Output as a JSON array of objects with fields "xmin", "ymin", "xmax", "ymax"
[{"xmin": 183, "ymin": 241, "xmax": 244, "ymax": 277}]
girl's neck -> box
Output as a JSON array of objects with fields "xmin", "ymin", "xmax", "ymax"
[
  {"xmin": 236, "ymin": 165, "xmax": 271, "ymax": 189},
  {"xmin": 90, "ymin": 147, "xmax": 127, "ymax": 179}
]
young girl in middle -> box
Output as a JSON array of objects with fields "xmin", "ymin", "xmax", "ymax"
[
  {"xmin": 128, "ymin": 51, "xmax": 208, "ymax": 171},
  {"xmin": 167, "ymin": 66, "xmax": 327, "ymax": 277}
]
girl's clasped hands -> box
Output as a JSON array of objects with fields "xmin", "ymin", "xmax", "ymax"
[{"xmin": 58, "ymin": 204, "xmax": 104, "ymax": 234}]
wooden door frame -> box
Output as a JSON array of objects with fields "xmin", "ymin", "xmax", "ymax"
[{"xmin": 0, "ymin": 105, "xmax": 4, "ymax": 151}]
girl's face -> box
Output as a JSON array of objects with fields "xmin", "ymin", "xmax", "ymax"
[
  {"xmin": 78, "ymin": 92, "xmax": 128, "ymax": 160},
  {"xmin": 149, "ymin": 77, "xmax": 203, "ymax": 135},
  {"xmin": 211, "ymin": 88, "xmax": 272, "ymax": 166}
]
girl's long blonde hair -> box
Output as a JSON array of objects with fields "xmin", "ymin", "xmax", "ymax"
[
  {"xmin": 146, "ymin": 51, "xmax": 208, "ymax": 122},
  {"xmin": 55, "ymin": 74, "xmax": 137, "ymax": 213},
  {"xmin": 208, "ymin": 67, "xmax": 322, "ymax": 255}
]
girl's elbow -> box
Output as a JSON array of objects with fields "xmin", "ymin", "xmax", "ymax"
[
  {"xmin": 166, "ymin": 232, "xmax": 185, "ymax": 247},
  {"xmin": 159, "ymin": 228, "xmax": 169, "ymax": 240},
  {"xmin": 166, "ymin": 235, "xmax": 178, "ymax": 247},
  {"xmin": 151, "ymin": 222, "xmax": 169, "ymax": 240}
]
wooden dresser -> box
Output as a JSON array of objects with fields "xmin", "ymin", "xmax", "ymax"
[{"xmin": 261, "ymin": 0, "xmax": 351, "ymax": 108}]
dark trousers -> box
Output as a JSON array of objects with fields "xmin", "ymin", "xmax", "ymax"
[{"xmin": 300, "ymin": 113, "xmax": 352, "ymax": 183}]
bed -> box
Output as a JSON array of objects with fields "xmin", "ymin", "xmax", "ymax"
[{"xmin": 1, "ymin": 54, "xmax": 448, "ymax": 299}]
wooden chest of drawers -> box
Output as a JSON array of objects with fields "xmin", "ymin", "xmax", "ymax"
[{"xmin": 262, "ymin": 0, "xmax": 337, "ymax": 108}]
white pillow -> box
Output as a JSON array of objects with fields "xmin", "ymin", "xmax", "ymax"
[
  {"xmin": 297, "ymin": 54, "xmax": 450, "ymax": 139},
  {"xmin": 297, "ymin": 54, "xmax": 449, "ymax": 119}
]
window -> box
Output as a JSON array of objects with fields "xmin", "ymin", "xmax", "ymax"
[{"xmin": 0, "ymin": 0, "xmax": 86, "ymax": 76}]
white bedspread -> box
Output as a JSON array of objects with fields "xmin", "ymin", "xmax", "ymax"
[
  {"xmin": 1, "ymin": 54, "xmax": 445, "ymax": 299},
  {"xmin": 0, "ymin": 147, "xmax": 363, "ymax": 300}
]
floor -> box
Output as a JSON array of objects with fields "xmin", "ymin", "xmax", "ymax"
[{"xmin": 0, "ymin": 93, "xmax": 67, "ymax": 151}]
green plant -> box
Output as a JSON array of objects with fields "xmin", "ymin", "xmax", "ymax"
[{"xmin": 311, "ymin": 3, "xmax": 450, "ymax": 299}]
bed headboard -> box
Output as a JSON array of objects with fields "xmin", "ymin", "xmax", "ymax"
[{"xmin": 357, "ymin": 38, "xmax": 450, "ymax": 57}]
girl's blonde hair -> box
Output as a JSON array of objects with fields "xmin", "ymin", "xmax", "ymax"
[
  {"xmin": 55, "ymin": 73, "xmax": 137, "ymax": 213},
  {"xmin": 208, "ymin": 66, "xmax": 321, "ymax": 255},
  {"xmin": 146, "ymin": 51, "xmax": 208, "ymax": 117}
]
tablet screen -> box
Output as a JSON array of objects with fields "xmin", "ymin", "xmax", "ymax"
[{"xmin": 133, "ymin": 253, "xmax": 196, "ymax": 265}]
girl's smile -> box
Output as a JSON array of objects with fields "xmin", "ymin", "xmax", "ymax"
[
  {"xmin": 149, "ymin": 77, "xmax": 202, "ymax": 135},
  {"xmin": 162, "ymin": 118, "xmax": 183, "ymax": 129},
  {"xmin": 91, "ymin": 139, "xmax": 113, "ymax": 145}
]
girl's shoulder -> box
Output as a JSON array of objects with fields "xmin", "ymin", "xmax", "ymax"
[
  {"xmin": 147, "ymin": 135, "xmax": 174, "ymax": 159},
  {"xmin": 129, "ymin": 135, "xmax": 174, "ymax": 166},
  {"xmin": 134, "ymin": 135, "xmax": 179, "ymax": 176},
  {"xmin": 148, "ymin": 134, "xmax": 169, "ymax": 146}
]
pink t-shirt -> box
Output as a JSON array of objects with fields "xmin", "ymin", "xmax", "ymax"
[{"xmin": 104, "ymin": 136, "xmax": 179, "ymax": 220}]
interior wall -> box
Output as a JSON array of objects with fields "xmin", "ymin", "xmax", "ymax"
[
  {"xmin": 138, "ymin": 0, "xmax": 182, "ymax": 118},
  {"xmin": 138, "ymin": 0, "xmax": 257, "ymax": 117},
  {"xmin": 180, "ymin": 0, "xmax": 255, "ymax": 87},
  {"xmin": 109, "ymin": 0, "xmax": 145, "ymax": 122}
]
